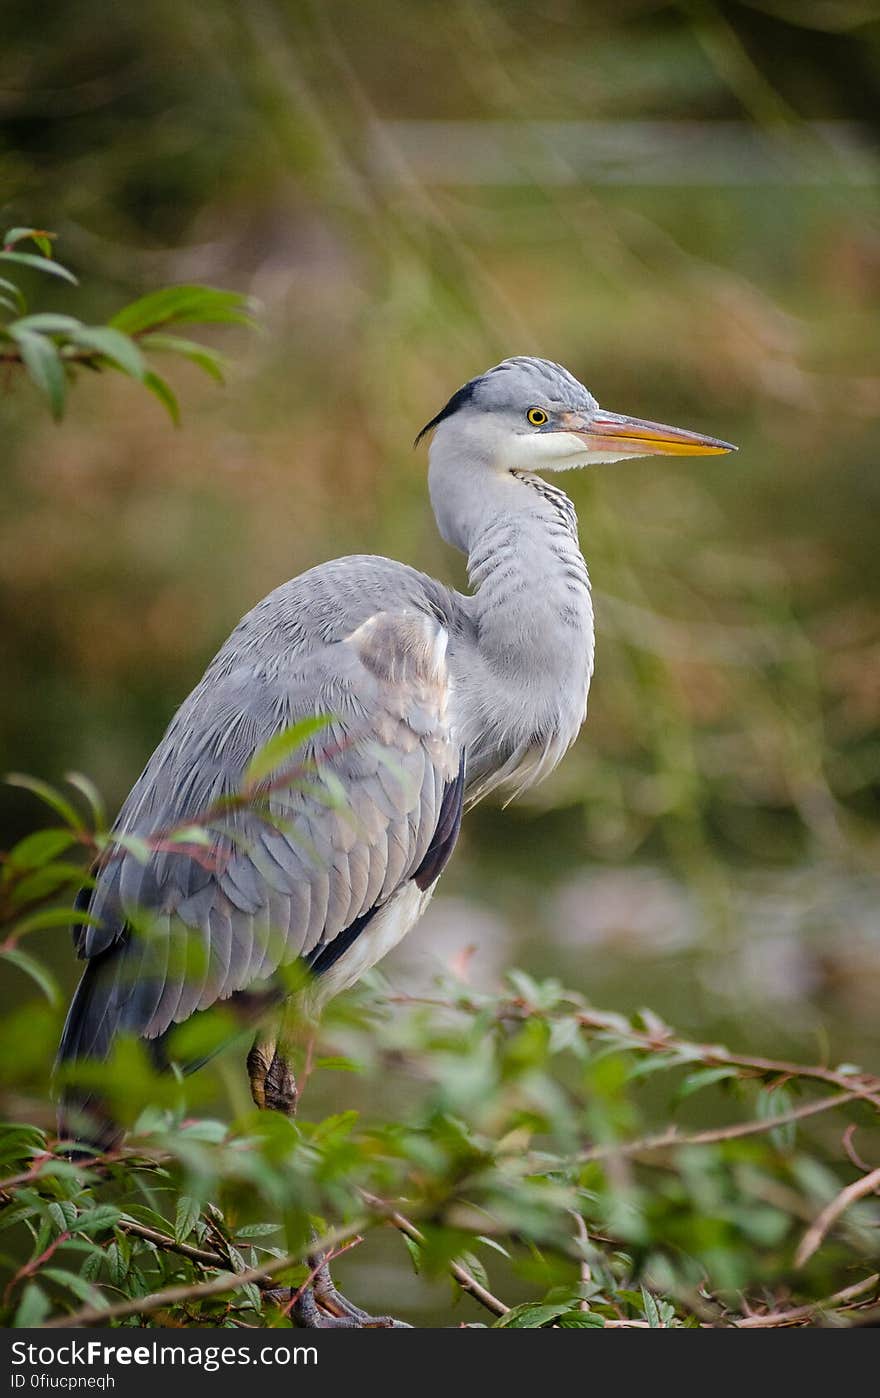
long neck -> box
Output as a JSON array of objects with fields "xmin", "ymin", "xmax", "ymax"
[
  {"xmin": 466, "ymin": 472, "xmax": 592, "ymax": 680},
  {"xmin": 429, "ymin": 443, "xmax": 595, "ymax": 798}
]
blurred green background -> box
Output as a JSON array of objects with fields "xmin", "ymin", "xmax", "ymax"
[{"xmin": 2, "ymin": 0, "xmax": 879, "ymax": 1218}]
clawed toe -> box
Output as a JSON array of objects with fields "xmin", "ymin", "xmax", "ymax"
[
  {"xmin": 266, "ymin": 1241, "xmax": 411, "ymax": 1328},
  {"xmin": 269, "ymin": 1281, "xmax": 411, "ymax": 1329}
]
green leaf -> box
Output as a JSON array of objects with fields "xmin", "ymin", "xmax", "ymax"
[
  {"xmin": 41, "ymin": 1267, "xmax": 107, "ymax": 1307},
  {"xmin": 628, "ymin": 1051, "xmax": 684, "ymax": 1079},
  {"xmin": 458, "ymin": 1250, "xmax": 489, "ymax": 1290},
  {"xmin": 0, "ymin": 1204, "xmax": 39, "ymax": 1237},
  {"xmin": 174, "ymin": 1195, "xmax": 201, "ymax": 1244},
  {"xmin": 506, "ymin": 969, "xmax": 542, "ymax": 1004},
  {"xmin": 10, "ymin": 905, "xmax": 100, "ymax": 938},
  {"xmin": 0, "ymin": 277, "xmax": 27, "ymax": 313},
  {"xmin": 494, "ymin": 1301, "xmax": 570, "ymax": 1328},
  {"xmin": 143, "ymin": 370, "xmax": 180, "ymax": 425},
  {"xmin": 141, "ymin": 333, "xmax": 227, "ymax": 382},
  {"xmin": 244, "ymin": 715, "xmax": 334, "ymax": 786},
  {"xmin": 13, "ymin": 1283, "xmax": 51, "ymax": 1327},
  {"xmin": 234, "ymin": 1222, "xmax": 281, "ymax": 1240},
  {"xmin": 5, "ymin": 827, "xmax": 76, "ymax": 871},
  {"xmin": 640, "ymin": 1285, "xmax": 670, "ymax": 1328},
  {"xmin": 314, "ymin": 1056, "xmax": 363, "ymax": 1073},
  {"xmin": 0, "ymin": 1125, "xmax": 46, "ymax": 1171},
  {"xmin": 557, "ymin": 1311, "xmax": 606, "ymax": 1327},
  {"xmin": 11, "ymin": 313, "xmax": 82, "ymax": 335},
  {"xmin": 0, "ymin": 947, "xmax": 60, "ymax": 1005},
  {"xmin": 64, "ymin": 772, "xmax": 106, "ymax": 829},
  {"xmin": 103, "ymin": 1241, "xmax": 129, "ymax": 1287},
  {"xmin": 119, "ymin": 1206, "xmax": 176, "ymax": 1234},
  {"xmin": 111, "ymin": 833, "xmax": 152, "ymax": 864},
  {"xmin": 310, "ymin": 1110, "xmax": 359, "ymax": 1145},
  {"xmin": 178, "ymin": 1119, "xmax": 228, "ymax": 1143},
  {"xmin": 239, "ymin": 1281, "xmax": 263, "ymax": 1313},
  {"xmin": 80, "ymin": 1249, "xmax": 105, "ymax": 1283},
  {"xmin": 74, "ymin": 1205, "xmax": 121, "ymax": 1238},
  {"xmin": 758, "ymin": 1085, "xmax": 797, "ymax": 1151},
  {"xmin": 110, "ymin": 285, "xmax": 252, "ymax": 335},
  {"xmin": 8, "ymin": 863, "xmax": 88, "ymax": 911},
  {"xmin": 7, "ymin": 326, "xmax": 67, "ymax": 419},
  {"xmin": 676, "ymin": 1066, "xmax": 740, "ymax": 1101},
  {"xmin": 47, "ymin": 1200, "xmax": 77, "ymax": 1234},
  {"xmin": 4, "ymin": 228, "xmax": 56, "ymax": 257},
  {"xmin": 226, "ymin": 1244, "xmax": 249, "ymax": 1273},
  {"xmin": 5, "ymin": 774, "xmax": 85, "ymax": 830},
  {"xmin": 476, "ymin": 1235, "xmax": 511, "ymax": 1259},
  {"xmin": 403, "ymin": 1234, "xmax": 422, "ymax": 1273},
  {"xmin": 166, "ymin": 825, "xmax": 213, "ymax": 847},
  {"xmin": 0, "ymin": 250, "xmax": 77, "ymax": 284},
  {"xmin": 69, "ymin": 325, "xmax": 146, "ymax": 380}
]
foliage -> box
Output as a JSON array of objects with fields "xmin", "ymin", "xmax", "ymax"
[
  {"xmin": 1, "ymin": 771, "xmax": 879, "ymax": 1330},
  {"xmin": 0, "ymin": 227, "xmax": 252, "ymax": 423}
]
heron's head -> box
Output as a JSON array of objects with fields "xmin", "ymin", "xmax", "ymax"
[{"xmin": 417, "ymin": 356, "xmax": 736, "ymax": 471}]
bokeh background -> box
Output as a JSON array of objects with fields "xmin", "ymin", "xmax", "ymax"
[{"xmin": 1, "ymin": 0, "xmax": 880, "ymax": 1318}]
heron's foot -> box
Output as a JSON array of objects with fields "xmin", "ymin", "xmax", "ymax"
[
  {"xmin": 266, "ymin": 1260, "xmax": 410, "ymax": 1329},
  {"xmin": 310, "ymin": 1257, "xmax": 410, "ymax": 1327},
  {"xmin": 247, "ymin": 1035, "xmax": 298, "ymax": 1116},
  {"xmin": 291, "ymin": 1286, "xmax": 409, "ymax": 1328}
]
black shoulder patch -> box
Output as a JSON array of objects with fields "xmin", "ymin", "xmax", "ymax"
[
  {"xmin": 412, "ymin": 751, "xmax": 466, "ymax": 890},
  {"xmin": 414, "ymin": 379, "xmax": 480, "ymax": 446},
  {"xmin": 307, "ymin": 750, "xmax": 466, "ymax": 980},
  {"xmin": 306, "ymin": 903, "xmax": 378, "ymax": 979}
]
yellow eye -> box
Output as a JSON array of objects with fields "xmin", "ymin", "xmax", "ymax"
[{"xmin": 527, "ymin": 407, "xmax": 548, "ymax": 426}]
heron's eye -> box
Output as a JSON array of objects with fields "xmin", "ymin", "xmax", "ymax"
[{"xmin": 527, "ymin": 407, "xmax": 548, "ymax": 426}]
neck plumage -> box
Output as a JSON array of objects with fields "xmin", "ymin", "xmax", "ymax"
[{"xmin": 429, "ymin": 448, "xmax": 595, "ymax": 801}]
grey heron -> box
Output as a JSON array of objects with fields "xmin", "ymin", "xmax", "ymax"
[{"xmin": 57, "ymin": 356, "xmax": 734, "ymax": 1325}]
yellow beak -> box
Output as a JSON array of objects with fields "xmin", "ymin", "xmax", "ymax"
[{"xmin": 562, "ymin": 409, "xmax": 736, "ymax": 458}]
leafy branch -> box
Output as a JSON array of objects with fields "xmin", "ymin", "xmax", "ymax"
[
  {"xmin": 0, "ymin": 227, "xmax": 253, "ymax": 422},
  {"xmin": 2, "ymin": 767, "xmax": 879, "ymax": 1329}
]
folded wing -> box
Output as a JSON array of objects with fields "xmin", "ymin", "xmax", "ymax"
[{"xmin": 58, "ymin": 608, "xmax": 462, "ymax": 1067}]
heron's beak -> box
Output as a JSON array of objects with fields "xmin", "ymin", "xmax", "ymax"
[{"xmin": 561, "ymin": 409, "xmax": 736, "ymax": 458}]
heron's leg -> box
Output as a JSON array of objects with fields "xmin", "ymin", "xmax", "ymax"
[
  {"xmin": 247, "ymin": 1021, "xmax": 409, "ymax": 1329},
  {"xmin": 247, "ymin": 1024, "xmax": 298, "ymax": 1116},
  {"xmin": 308, "ymin": 1255, "xmax": 409, "ymax": 1327}
]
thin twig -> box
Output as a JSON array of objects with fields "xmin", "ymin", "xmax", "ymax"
[
  {"xmin": 570, "ymin": 1212, "xmax": 591, "ymax": 1311},
  {"xmin": 795, "ymin": 1167, "xmax": 880, "ymax": 1268},
  {"xmin": 360, "ymin": 1191, "xmax": 509, "ymax": 1319},
  {"xmin": 116, "ymin": 1219, "xmax": 225, "ymax": 1269},
  {"xmin": 3, "ymin": 1231, "xmax": 70, "ymax": 1308},
  {"xmin": 0, "ymin": 1147, "xmax": 120, "ymax": 1196},
  {"xmin": 575, "ymin": 1089, "xmax": 866, "ymax": 1163},
  {"xmin": 572, "ymin": 1006, "xmax": 880, "ymax": 1106},
  {"xmin": 388, "ymin": 992, "xmax": 880, "ymax": 1106},
  {"xmin": 597, "ymin": 1274, "xmax": 880, "ymax": 1329},
  {"xmin": 38, "ymin": 1218, "xmax": 368, "ymax": 1328},
  {"xmin": 842, "ymin": 1123, "xmax": 874, "ymax": 1175},
  {"xmin": 732, "ymin": 1272, "xmax": 879, "ymax": 1327},
  {"xmin": 0, "ymin": 349, "xmax": 108, "ymax": 368},
  {"xmin": 280, "ymin": 1237, "xmax": 363, "ymax": 1318},
  {"xmin": 0, "ymin": 1154, "xmax": 56, "ymax": 1196}
]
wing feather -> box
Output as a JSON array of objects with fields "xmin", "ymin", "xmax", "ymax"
[{"xmin": 62, "ymin": 605, "xmax": 462, "ymax": 1060}]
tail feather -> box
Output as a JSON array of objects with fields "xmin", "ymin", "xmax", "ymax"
[
  {"xmin": 56, "ymin": 928, "xmax": 256, "ymax": 1148},
  {"xmin": 56, "ymin": 937, "xmax": 155, "ymax": 1151}
]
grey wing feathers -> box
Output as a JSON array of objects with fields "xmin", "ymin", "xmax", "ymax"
[{"xmin": 62, "ymin": 601, "xmax": 460, "ymax": 1061}]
